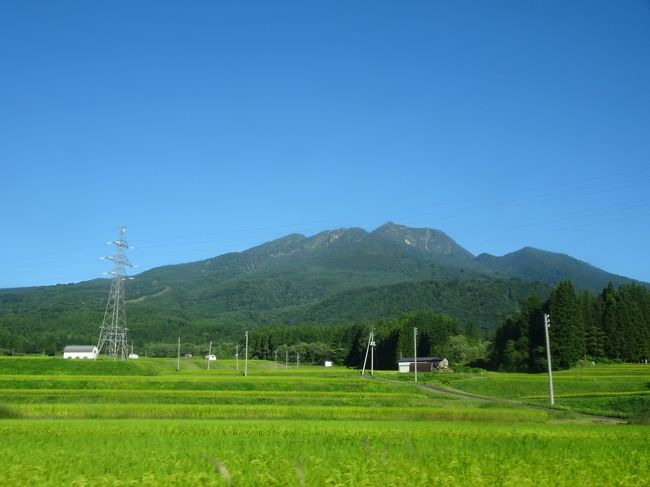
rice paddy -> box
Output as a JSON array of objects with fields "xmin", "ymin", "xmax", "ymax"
[
  {"xmin": 415, "ymin": 363, "xmax": 650, "ymax": 419},
  {"xmin": 0, "ymin": 357, "xmax": 648, "ymax": 485}
]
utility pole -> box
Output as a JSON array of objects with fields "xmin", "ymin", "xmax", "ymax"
[
  {"xmin": 176, "ymin": 337, "xmax": 180, "ymax": 372},
  {"xmin": 361, "ymin": 325, "xmax": 376, "ymax": 376},
  {"xmin": 362, "ymin": 328, "xmax": 371, "ymax": 376},
  {"xmin": 244, "ymin": 331, "xmax": 248, "ymax": 377},
  {"xmin": 235, "ymin": 345, "xmax": 239, "ymax": 371},
  {"xmin": 207, "ymin": 340, "xmax": 212, "ymax": 371},
  {"xmin": 413, "ymin": 327, "xmax": 418, "ymax": 383},
  {"xmin": 544, "ymin": 314, "xmax": 555, "ymax": 405},
  {"xmin": 370, "ymin": 327, "xmax": 375, "ymax": 375},
  {"xmin": 296, "ymin": 352, "xmax": 300, "ymax": 368}
]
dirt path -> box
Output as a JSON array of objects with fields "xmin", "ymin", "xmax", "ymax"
[
  {"xmin": 369, "ymin": 376, "xmax": 629, "ymax": 424},
  {"xmin": 127, "ymin": 286, "xmax": 171, "ymax": 304}
]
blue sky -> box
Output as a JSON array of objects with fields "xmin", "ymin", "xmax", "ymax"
[{"xmin": 1, "ymin": 0, "xmax": 649, "ymax": 288}]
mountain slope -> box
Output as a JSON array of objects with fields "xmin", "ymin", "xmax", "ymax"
[
  {"xmin": 274, "ymin": 277, "xmax": 550, "ymax": 327},
  {"xmin": 372, "ymin": 222, "xmax": 476, "ymax": 267},
  {"xmin": 0, "ymin": 222, "xmax": 645, "ymax": 351},
  {"xmin": 476, "ymin": 247, "xmax": 635, "ymax": 291}
]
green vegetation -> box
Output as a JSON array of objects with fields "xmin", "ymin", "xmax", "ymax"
[
  {"xmin": 412, "ymin": 364, "xmax": 650, "ymax": 421},
  {"xmin": 1, "ymin": 223, "xmax": 649, "ymax": 484},
  {"xmin": 0, "ymin": 357, "xmax": 649, "ymax": 485},
  {"xmin": 491, "ymin": 281, "xmax": 650, "ymax": 372},
  {"xmin": 242, "ymin": 310, "xmax": 488, "ymax": 369},
  {"xmin": 0, "ymin": 355, "xmax": 158, "ymax": 375},
  {"xmin": 2, "ymin": 222, "xmax": 643, "ymax": 356},
  {"xmin": 2, "ymin": 419, "xmax": 648, "ymax": 486}
]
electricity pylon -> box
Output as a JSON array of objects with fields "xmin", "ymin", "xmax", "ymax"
[{"xmin": 97, "ymin": 226, "xmax": 135, "ymax": 360}]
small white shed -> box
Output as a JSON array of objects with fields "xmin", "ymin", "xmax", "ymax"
[
  {"xmin": 324, "ymin": 360, "xmax": 333, "ymax": 367},
  {"xmin": 205, "ymin": 354, "xmax": 216, "ymax": 361},
  {"xmin": 128, "ymin": 353, "xmax": 139, "ymax": 359},
  {"xmin": 398, "ymin": 359, "xmax": 411, "ymax": 373},
  {"xmin": 63, "ymin": 345, "xmax": 98, "ymax": 360}
]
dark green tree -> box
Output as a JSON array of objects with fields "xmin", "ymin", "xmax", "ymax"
[
  {"xmin": 600, "ymin": 283, "xmax": 622, "ymax": 359},
  {"xmin": 549, "ymin": 280, "xmax": 584, "ymax": 369}
]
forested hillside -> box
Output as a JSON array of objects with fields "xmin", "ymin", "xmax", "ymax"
[
  {"xmin": 0, "ymin": 222, "xmax": 644, "ymax": 355},
  {"xmin": 491, "ymin": 282, "xmax": 650, "ymax": 371}
]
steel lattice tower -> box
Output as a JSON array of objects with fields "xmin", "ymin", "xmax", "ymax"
[{"xmin": 97, "ymin": 226, "xmax": 134, "ymax": 360}]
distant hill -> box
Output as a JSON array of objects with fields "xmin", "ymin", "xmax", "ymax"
[
  {"xmin": 475, "ymin": 246, "xmax": 635, "ymax": 290},
  {"xmin": 0, "ymin": 222, "xmax": 644, "ymax": 350}
]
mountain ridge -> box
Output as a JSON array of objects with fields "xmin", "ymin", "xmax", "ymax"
[
  {"xmin": 91, "ymin": 221, "xmax": 650, "ymax": 324},
  {"xmin": 0, "ymin": 222, "xmax": 645, "ymax": 350},
  {"xmin": 159, "ymin": 221, "xmax": 637, "ymax": 292}
]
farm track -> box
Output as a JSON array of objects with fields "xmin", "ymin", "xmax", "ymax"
[
  {"xmin": 126, "ymin": 286, "xmax": 171, "ymax": 304},
  {"xmin": 369, "ymin": 376, "xmax": 629, "ymax": 424}
]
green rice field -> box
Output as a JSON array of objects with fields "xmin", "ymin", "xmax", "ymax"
[
  {"xmin": 1, "ymin": 357, "xmax": 648, "ymax": 486},
  {"xmin": 415, "ymin": 363, "xmax": 650, "ymax": 419}
]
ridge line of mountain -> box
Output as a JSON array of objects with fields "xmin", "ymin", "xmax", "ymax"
[{"xmin": 1, "ymin": 221, "xmax": 645, "ymax": 294}]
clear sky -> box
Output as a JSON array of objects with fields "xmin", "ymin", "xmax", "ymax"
[{"xmin": 1, "ymin": 0, "xmax": 649, "ymax": 289}]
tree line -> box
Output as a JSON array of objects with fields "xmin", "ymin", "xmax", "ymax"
[
  {"xmin": 0, "ymin": 308, "xmax": 487, "ymax": 369},
  {"xmin": 490, "ymin": 281, "xmax": 650, "ymax": 372},
  {"xmin": 3, "ymin": 278, "xmax": 648, "ymax": 374},
  {"xmin": 242, "ymin": 311, "xmax": 486, "ymax": 368}
]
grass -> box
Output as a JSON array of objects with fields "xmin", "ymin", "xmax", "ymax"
[
  {"xmin": 409, "ymin": 363, "xmax": 650, "ymax": 420},
  {"xmin": 0, "ymin": 357, "xmax": 648, "ymax": 485},
  {"xmin": 0, "ymin": 355, "xmax": 159, "ymax": 375},
  {"xmin": 1, "ymin": 419, "xmax": 648, "ymax": 486}
]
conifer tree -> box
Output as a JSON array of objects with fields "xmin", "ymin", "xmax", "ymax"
[
  {"xmin": 549, "ymin": 280, "xmax": 584, "ymax": 369},
  {"xmin": 600, "ymin": 283, "xmax": 622, "ymax": 359}
]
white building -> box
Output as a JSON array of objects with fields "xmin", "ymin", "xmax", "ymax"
[
  {"xmin": 63, "ymin": 345, "xmax": 98, "ymax": 360},
  {"xmin": 324, "ymin": 360, "xmax": 333, "ymax": 367},
  {"xmin": 398, "ymin": 359, "xmax": 411, "ymax": 373},
  {"xmin": 128, "ymin": 353, "xmax": 139, "ymax": 359},
  {"xmin": 205, "ymin": 354, "xmax": 216, "ymax": 361}
]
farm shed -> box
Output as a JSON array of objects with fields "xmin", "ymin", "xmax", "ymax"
[
  {"xmin": 324, "ymin": 361, "xmax": 333, "ymax": 367},
  {"xmin": 397, "ymin": 356, "xmax": 443, "ymax": 373},
  {"xmin": 63, "ymin": 345, "xmax": 98, "ymax": 360}
]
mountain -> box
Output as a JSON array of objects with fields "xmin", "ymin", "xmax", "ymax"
[
  {"xmin": 274, "ymin": 277, "xmax": 549, "ymax": 327},
  {"xmin": 476, "ymin": 246, "xmax": 635, "ymax": 291},
  {"xmin": 372, "ymin": 222, "xmax": 475, "ymax": 267},
  {"xmin": 0, "ymin": 222, "xmax": 644, "ymax": 351}
]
